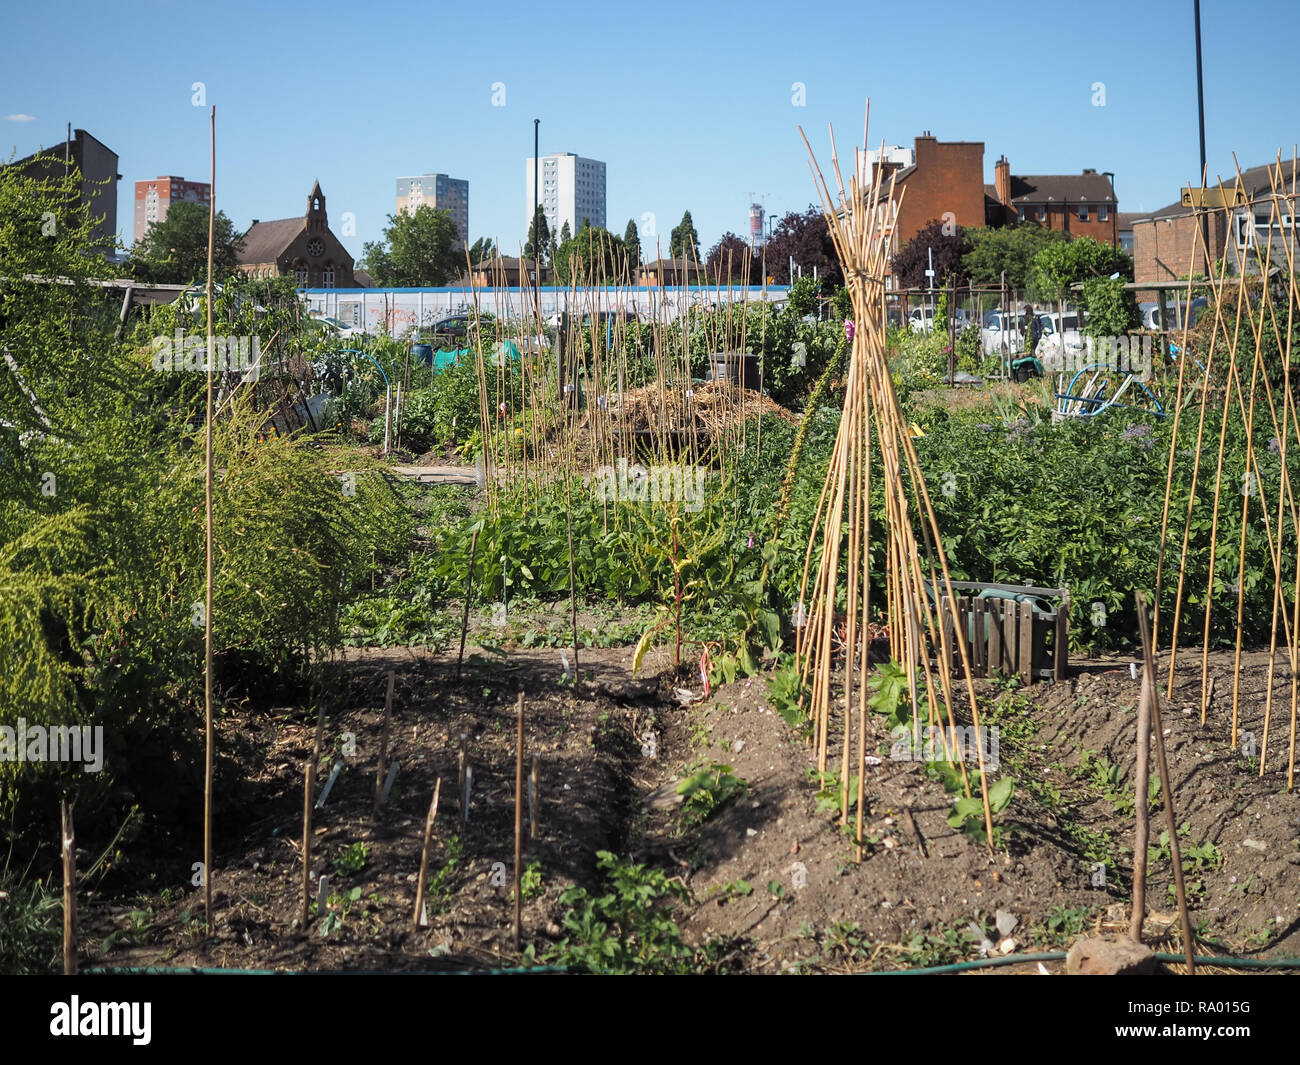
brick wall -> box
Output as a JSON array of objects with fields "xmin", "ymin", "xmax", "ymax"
[
  {"xmin": 1133, "ymin": 214, "xmax": 1227, "ymax": 285},
  {"xmin": 893, "ymin": 136, "xmax": 987, "ymax": 245}
]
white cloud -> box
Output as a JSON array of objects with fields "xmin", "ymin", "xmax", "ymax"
[{"xmin": 4, "ymin": 114, "xmax": 37, "ymax": 122}]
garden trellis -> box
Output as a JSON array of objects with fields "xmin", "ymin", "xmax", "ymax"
[
  {"xmin": 1154, "ymin": 153, "xmax": 1300, "ymax": 789},
  {"xmin": 795, "ymin": 107, "xmax": 996, "ymax": 855}
]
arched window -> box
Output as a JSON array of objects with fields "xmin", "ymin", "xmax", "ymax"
[
  {"xmin": 294, "ymin": 261, "xmax": 308, "ymax": 284},
  {"xmin": 322, "ymin": 266, "xmax": 335, "ymax": 288}
]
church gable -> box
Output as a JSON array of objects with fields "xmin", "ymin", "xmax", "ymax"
[{"xmin": 237, "ymin": 181, "xmax": 354, "ymax": 287}]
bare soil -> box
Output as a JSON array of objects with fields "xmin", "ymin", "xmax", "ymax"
[{"xmin": 83, "ymin": 630, "xmax": 1300, "ymax": 974}]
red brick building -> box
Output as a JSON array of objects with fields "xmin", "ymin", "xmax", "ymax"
[
  {"xmin": 237, "ymin": 181, "xmax": 354, "ymax": 288},
  {"xmin": 868, "ymin": 135, "xmax": 1119, "ymax": 278},
  {"xmin": 991, "ymin": 158, "xmax": 1119, "ymax": 244},
  {"xmin": 133, "ymin": 176, "xmax": 211, "ymax": 244},
  {"xmin": 1130, "ymin": 160, "xmax": 1298, "ymax": 285},
  {"xmin": 876, "ymin": 133, "xmax": 989, "ymax": 245}
]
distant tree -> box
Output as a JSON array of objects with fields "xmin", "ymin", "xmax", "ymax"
[
  {"xmin": 890, "ymin": 217, "xmax": 966, "ymax": 289},
  {"xmin": 623, "ymin": 218, "xmax": 642, "ymax": 267},
  {"xmin": 705, "ymin": 232, "xmax": 754, "ymax": 283},
  {"xmin": 553, "ymin": 223, "xmax": 627, "ymax": 282},
  {"xmin": 524, "ymin": 206, "xmax": 551, "ymax": 266},
  {"xmin": 360, "ymin": 205, "xmax": 459, "ymax": 286},
  {"xmin": 1027, "ymin": 236, "xmax": 1132, "ymax": 304},
  {"xmin": 468, "ymin": 236, "xmax": 498, "ymax": 264},
  {"xmin": 762, "ymin": 206, "xmax": 841, "ymax": 286},
  {"xmin": 130, "ymin": 200, "xmax": 244, "ymax": 283},
  {"xmin": 559, "ymin": 220, "xmax": 572, "ymax": 246},
  {"xmin": 670, "ymin": 210, "xmax": 700, "ymax": 261},
  {"xmin": 962, "ymin": 224, "xmax": 1066, "ymax": 291}
]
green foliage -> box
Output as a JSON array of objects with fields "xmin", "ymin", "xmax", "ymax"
[
  {"xmin": 553, "ymin": 223, "xmax": 627, "ymax": 283},
  {"xmin": 523, "ymin": 206, "xmax": 551, "ymax": 266},
  {"xmin": 362, "ymin": 205, "xmax": 461, "ymax": 286},
  {"xmin": 333, "ymin": 841, "xmax": 370, "ymax": 876},
  {"xmin": 676, "ymin": 762, "xmax": 748, "ymax": 827},
  {"xmin": 669, "ymin": 210, "xmax": 700, "ymax": 261},
  {"xmin": 130, "ymin": 201, "xmax": 245, "ymax": 284},
  {"xmin": 962, "ymin": 224, "xmax": 1067, "ymax": 291},
  {"xmin": 1082, "ymin": 276, "xmax": 1138, "ymax": 338},
  {"xmin": 867, "ymin": 660, "xmax": 911, "ymax": 729},
  {"xmin": 1027, "ymin": 237, "xmax": 1132, "ymax": 304},
  {"xmin": 519, "ymin": 860, "xmax": 543, "ymax": 902},
  {"xmin": 542, "ymin": 851, "xmax": 696, "ymax": 974},
  {"xmin": 1073, "ymin": 750, "xmax": 1134, "ymax": 816},
  {"xmin": 622, "ymin": 219, "xmax": 642, "ymax": 268},
  {"xmin": 947, "ymin": 775, "xmax": 1015, "ymax": 846},
  {"xmin": 766, "ymin": 654, "xmax": 811, "ymax": 734},
  {"xmin": 0, "ymin": 866, "xmax": 60, "ymax": 974},
  {"xmin": 424, "ymin": 834, "xmax": 463, "ymax": 916},
  {"xmin": 1148, "ymin": 823, "xmax": 1223, "ymax": 901},
  {"xmin": 318, "ymin": 885, "xmax": 364, "ymax": 937}
]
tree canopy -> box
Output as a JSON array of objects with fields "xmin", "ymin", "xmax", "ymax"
[
  {"xmin": 360, "ymin": 206, "xmax": 461, "ymax": 286},
  {"xmin": 961, "ymin": 224, "xmax": 1067, "ymax": 291},
  {"xmin": 130, "ymin": 200, "xmax": 245, "ymax": 284},
  {"xmin": 553, "ymin": 223, "xmax": 628, "ymax": 282},
  {"xmin": 1027, "ymin": 236, "xmax": 1132, "ymax": 303},
  {"xmin": 763, "ymin": 207, "xmax": 841, "ymax": 286},
  {"xmin": 670, "ymin": 210, "xmax": 700, "ymax": 261},
  {"xmin": 705, "ymin": 232, "xmax": 754, "ymax": 283},
  {"xmin": 890, "ymin": 217, "xmax": 966, "ymax": 289},
  {"xmin": 523, "ymin": 206, "xmax": 551, "ymax": 266},
  {"xmin": 623, "ymin": 219, "xmax": 642, "ymax": 268}
]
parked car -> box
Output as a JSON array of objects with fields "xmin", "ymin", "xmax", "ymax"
[
  {"xmin": 1036, "ymin": 311, "xmax": 1086, "ymax": 370},
  {"xmin": 1138, "ymin": 297, "xmax": 1208, "ymax": 331},
  {"xmin": 980, "ymin": 311, "xmax": 1028, "ymax": 355},
  {"xmin": 908, "ymin": 306, "xmax": 936, "ymax": 334},
  {"xmin": 307, "ymin": 314, "xmax": 365, "ymax": 340}
]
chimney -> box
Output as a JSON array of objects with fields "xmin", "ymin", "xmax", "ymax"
[{"xmin": 995, "ymin": 155, "xmax": 1011, "ymax": 207}]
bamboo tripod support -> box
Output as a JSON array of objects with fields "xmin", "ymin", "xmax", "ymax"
[{"xmin": 796, "ymin": 108, "xmax": 995, "ymax": 852}]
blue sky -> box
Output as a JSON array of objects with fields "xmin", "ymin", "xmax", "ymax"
[{"xmin": 3, "ymin": 0, "xmax": 1297, "ymax": 266}]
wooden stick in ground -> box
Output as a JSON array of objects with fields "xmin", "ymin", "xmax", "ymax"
[
  {"xmin": 530, "ymin": 752, "xmax": 540, "ymax": 840},
  {"xmin": 1130, "ymin": 594, "xmax": 1153, "ymax": 942},
  {"xmin": 411, "ymin": 778, "xmax": 442, "ymax": 931},
  {"xmin": 61, "ymin": 800, "xmax": 76, "ymax": 975},
  {"xmin": 456, "ymin": 528, "xmax": 480, "ymax": 680},
  {"xmin": 202, "ymin": 103, "xmax": 217, "ymax": 930},
  {"xmin": 300, "ymin": 759, "xmax": 316, "ymax": 928},
  {"xmin": 1137, "ymin": 591, "xmax": 1195, "ymax": 973},
  {"xmin": 513, "ymin": 691, "xmax": 525, "ymax": 951},
  {"xmin": 373, "ymin": 670, "xmax": 395, "ymax": 820}
]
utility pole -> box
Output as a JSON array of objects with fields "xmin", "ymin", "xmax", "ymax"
[{"xmin": 1194, "ymin": 0, "xmax": 1209, "ymax": 272}]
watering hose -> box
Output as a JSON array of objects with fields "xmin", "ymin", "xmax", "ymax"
[{"xmin": 861, "ymin": 951, "xmax": 1300, "ymax": 975}]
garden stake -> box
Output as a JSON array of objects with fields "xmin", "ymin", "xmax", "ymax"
[
  {"xmin": 456, "ymin": 528, "xmax": 479, "ymax": 680},
  {"xmin": 61, "ymin": 800, "xmax": 76, "ymax": 975},
  {"xmin": 300, "ymin": 760, "xmax": 314, "ymax": 928},
  {"xmin": 529, "ymin": 752, "xmax": 540, "ymax": 840},
  {"xmin": 513, "ymin": 691, "xmax": 524, "ymax": 951},
  {"xmin": 202, "ymin": 104, "xmax": 217, "ymax": 931},
  {"xmin": 373, "ymin": 670, "xmax": 394, "ymax": 821},
  {"xmin": 412, "ymin": 778, "xmax": 442, "ymax": 931},
  {"xmin": 1137, "ymin": 593, "xmax": 1195, "ymax": 973},
  {"xmin": 1130, "ymin": 599, "xmax": 1153, "ymax": 942}
]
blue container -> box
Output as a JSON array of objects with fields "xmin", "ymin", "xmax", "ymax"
[{"xmin": 412, "ymin": 343, "xmax": 433, "ymax": 366}]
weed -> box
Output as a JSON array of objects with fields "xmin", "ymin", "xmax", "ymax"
[
  {"xmin": 947, "ymin": 775, "xmax": 1016, "ymax": 847},
  {"xmin": 519, "ymin": 860, "xmax": 543, "ymax": 902},
  {"xmin": 319, "ymin": 886, "xmax": 364, "ymax": 937},
  {"xmin": 676, "ymin": 762, "xmax": 748, "ymax": 828},
  {"xmin": 425, "ymin": 834, "xmax": 463, "ymax": 916},
  {"xmin": 333, "ymin": 841, "xmax": 370, "ymax": 877},
  {"xmin": 537, "ymin": 851, "xmax": 697, "ymax": 974}
]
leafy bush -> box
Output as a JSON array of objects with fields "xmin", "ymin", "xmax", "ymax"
[{"xmin": 541, "ymin": 851, "xmax": 697, "ymax": 974}]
